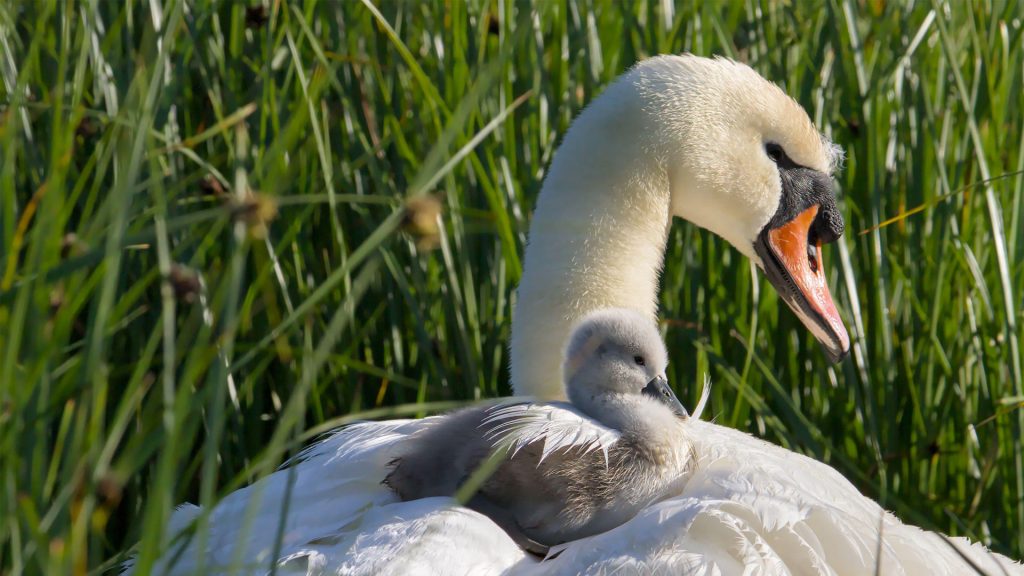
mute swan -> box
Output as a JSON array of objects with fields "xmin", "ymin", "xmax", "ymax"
[
  {"xmin": 385, "ymin": 309, "xmax": 692, "ymax": 552},
  {"xmin": 136, "ymin": 55, "xmax": 1021, "ymax": 575}
]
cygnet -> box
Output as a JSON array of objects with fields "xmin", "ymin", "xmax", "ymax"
[{"xmin": 384, "ymin": 308, "xmax": 694, "ymax": 553}]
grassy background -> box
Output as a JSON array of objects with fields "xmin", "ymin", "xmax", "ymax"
[{"xmin": 2, "ymin": 0, "xmax": 1023, "ymax": 573}]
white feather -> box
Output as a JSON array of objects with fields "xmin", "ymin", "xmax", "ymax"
[
  {"xmin": 692, "ymin": 373, "xmax": 712, "ymax": 421},
  {"xmin": 483, "ymin": 373, "xmax": 710, "ymax": 466},
  {"xmin": 483, "ymin": 401, "xmax": 621, "ymax": 464}
]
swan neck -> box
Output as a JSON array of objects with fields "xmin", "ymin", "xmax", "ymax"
[{"xmin": 511, "ymin": 93, "xmax": 671, "ymax": 399}]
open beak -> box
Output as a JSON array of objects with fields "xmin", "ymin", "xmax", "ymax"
[
  {"xmin": 754, "ymin": 205, "xmax": 850, "ymax": 363},
  {"xmin": 642, "ymin": 375, "xmax": 688, "ymax": 418}
]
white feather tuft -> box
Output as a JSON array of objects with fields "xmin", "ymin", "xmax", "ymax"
[
  {"xmin": 691, "ymin": 373, "xmax": 712, "ymax": 421},
  {"xmin": 482, "ymin": 402, "xmax": 621, "ymax": 465}
]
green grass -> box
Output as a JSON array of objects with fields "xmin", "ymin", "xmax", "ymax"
[{"xmin": 1, "ymin": 0, "xmax": 1022, "ymax": 573}]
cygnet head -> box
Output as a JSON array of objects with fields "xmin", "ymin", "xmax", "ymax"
[{"xmin": 562, "ymin": 309, "xmax": 686, "ymax": 420}]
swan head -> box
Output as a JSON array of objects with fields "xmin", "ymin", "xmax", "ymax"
[
  {"xmin": 562, "ymin": 309, "xmax": 687, "ymax": 420},
  {"xmin": 631, "ymin": 55, "xmax": 850, "ymax": 362},
  {"xmin": 512, "ymin": 54, "xmax": 851, "ymax": 398}
]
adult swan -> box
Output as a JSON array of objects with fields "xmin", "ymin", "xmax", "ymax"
[{"xmin": 138, "ymin": 55, "xmax": 1020, "ymax": 575}]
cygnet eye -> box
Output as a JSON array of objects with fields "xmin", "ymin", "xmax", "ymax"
[
  {"xmin": 765, "ymin": 142, "xmax": 785, "ymax": 163},
  {"xmin": 633, "ymin": 355, "xmax": 645, "ymax": 366}
]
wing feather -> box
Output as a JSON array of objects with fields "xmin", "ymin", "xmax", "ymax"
[
  {"xmin": 692, "ymin": 373, "xmax": 712, "ymax": 421},
  {"xmin": 482, "ymin": 402, "xmax": 621, "ymax": 464}
]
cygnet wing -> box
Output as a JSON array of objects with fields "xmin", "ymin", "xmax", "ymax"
[{"xmin": 483, "ymin": 402, "xmax": 621, "ymax": 465}]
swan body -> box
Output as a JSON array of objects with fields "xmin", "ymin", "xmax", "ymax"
[
  {"xmin": 134, "ymin": 55, "xmax": 1023, "ymax": 574},
  {"xmin": 143, "ymin": 418, "xmax": 1020, "ymax": 575},
  {"xmin": 385, "ymin": 309, "xmax": 693, "ymax": 550}
]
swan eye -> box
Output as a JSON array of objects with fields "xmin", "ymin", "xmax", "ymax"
[
  {"xmin": 765, "ymin": 143, "xmax": 785, "ymax": 163},
  {"xmin": 633, "ymin": 355, "xmax": 645, "ymax": 366}
]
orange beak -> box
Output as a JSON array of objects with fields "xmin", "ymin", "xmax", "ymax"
[{"xmin": 755, "ymin": 205, "xmax": 850, "ymax": 363}]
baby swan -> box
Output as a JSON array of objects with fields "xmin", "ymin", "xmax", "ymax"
[{"xmin": 384, "ymin": 308, "xmax": 694, "ymax": 553}]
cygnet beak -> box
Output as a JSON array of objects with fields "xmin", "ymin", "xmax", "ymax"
[{"xmin": 642, "ymin": 375, "xmax": 688, "ymax": 418}]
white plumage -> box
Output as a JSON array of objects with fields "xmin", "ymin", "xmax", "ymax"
[
  {"xmin": 133, "ymin": 54, "xmax": 1022, "ymax": 574},
  {"xmin": 484, "ymin": 401, "xmax": 622, "ymax": 464},
  {"xmin": 483, "ymin": 373, "xmax": 711, "ymax": 467},
  {"xmin": 141, "ymin": 416, "xmax": 1020, "ymax": 575}
]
